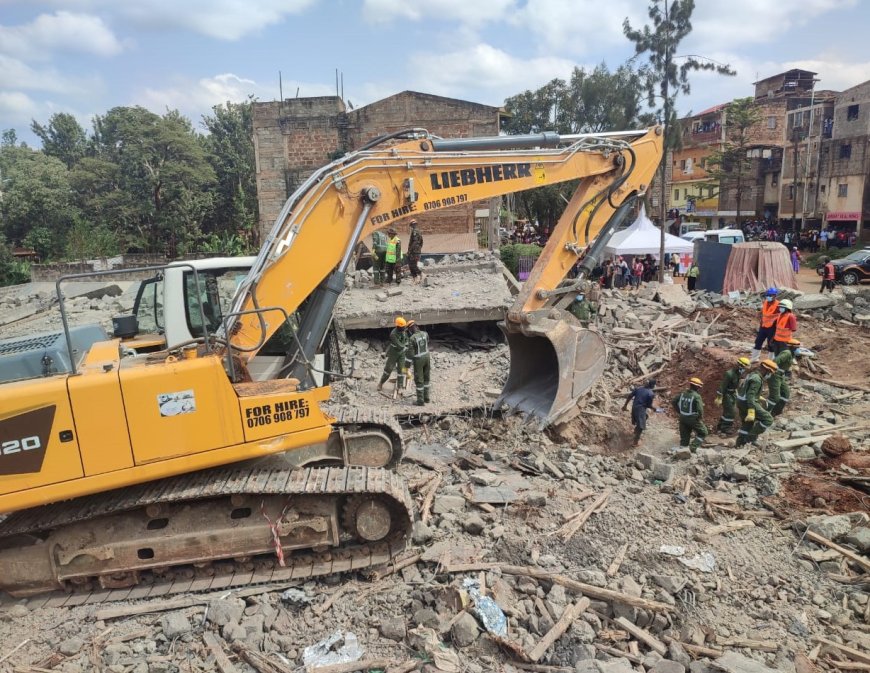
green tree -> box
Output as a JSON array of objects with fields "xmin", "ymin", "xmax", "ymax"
[
  {"xmin": 703, "ymin": 97, "xmax": 762, "ymax": 225},
  {"xmin": 0, "ymin": 144, "xmax": 77, "ymax": 258},
  {"xmin": 31, "ymin": 113, "xmax": 88, "ymax": 168},
  {"xmin": 201, "ymin": 99, "xmax": 258, "ymax": 250},
  {"xmin": 91, "ymin": 106, "xmax": 216, "ymax": 256},
  {"xmin": 624, "ymin": 0, "xmax": 734, "ymax": 278},
  {"xmin": 0, "ymin": 234, "xmax": 30, "ymax": 286},
  {"xmin": 503, "ymin": 64, "xmax": 650, "ymax": 230}
]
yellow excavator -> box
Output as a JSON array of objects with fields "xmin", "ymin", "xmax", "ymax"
[{"xmin": 0, "ymin": 126, "xmax": 662, "ymax": 598}]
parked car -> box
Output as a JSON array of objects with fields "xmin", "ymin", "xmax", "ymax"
[
  {"xmin": 830, "ymin": 249, "xmax": 870, "ymax": 285},
  {"xmin": 681, "ymin": 228, "xmax": 746, "ymax": 245}
]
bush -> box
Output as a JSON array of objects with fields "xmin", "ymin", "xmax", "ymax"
[
  {"xmin": 500, "ymin": 243, "xmax": 543, "ymax": 277},
  {"xmin": 0, "ymin": 239, "xmax": 31, "ymax": 286}
]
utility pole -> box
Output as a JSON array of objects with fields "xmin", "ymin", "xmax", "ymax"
[
  {"xmin": 791, "ymin": 126, "xmax": 800, "ymax": 232},
  {"xmin": 802, "ymin": 79, "xmax": 819, "ymax": 224},
  {"xmin": 658, "ymin": 0, "xmax": 669, "ymax": 282}
]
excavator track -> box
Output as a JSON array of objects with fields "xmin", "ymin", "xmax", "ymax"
[{"xmin": 0, "ymin": 412, "xmax": 414, "ymax": 603}]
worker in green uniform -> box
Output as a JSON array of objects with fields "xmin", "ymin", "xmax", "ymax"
[
  {"xmin": 406, "ymin": 320, "xmax": 431, "ymax": 406},
  {"xmin": 672, "ymin": 377, "xmax": 708, "ymax": 451},
  {"xmin": 735, "ymin": 359, "xmax": 777, "ymax": 446},
  {"xmin": 715, "ymin": 356, "xmax": 751, "ymax": 434},
  {"xmin": 371, "ymin": 228, "xmax": 389, "ymax": 286},
  {"xmin": 377, "ymin": 316, "xmax": 409, "ymax": 392},
  {"xmin": 767, "ymin": 338, "xmax": 801, "ymax": 416},
  {"xmin": 568, "ymin": 293, "xmax": 593, "ymax": 326}
]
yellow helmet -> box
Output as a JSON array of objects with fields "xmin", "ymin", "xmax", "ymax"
[
  {"xmin": 395, "ymin": 317, "xmax": 407, "ymax": 328},
  {"xmin": 761, "ymin": 359, "xmax": 778, "ymax": 373},
  {"xmin": 787, "ymin": 338, "xmax": 801, "ymax": 346},
  {"xmin": 405, "ymin": 319, "xmax": 416, "ymax": 328},
  {"xmin": 689, "ymin": 377, "xmax": 703, "ymax": 387},
  {"xmin": 737, "ymin": 357, "xmax": 751, "ymax": 368}
]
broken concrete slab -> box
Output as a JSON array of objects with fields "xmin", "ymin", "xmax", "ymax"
[
  {"xmin": 713, "ymin": 651, "xmax": 779, "ymax": 673},
  {"xmin": 793, "ymin": 294, "xmax": 837, "ymax": 311}
]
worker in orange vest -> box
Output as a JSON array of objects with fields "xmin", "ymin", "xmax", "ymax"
[
  {"xmin": 751, "ymin": 288, "xmax": 779, "ymax": 362},
  {"xmin": 820, "ymin": 258, "xmax": 836, "ymax": 293},
  {"xmin": 771, "ymin": 298, "xmax": 797, "ymax": 355}
]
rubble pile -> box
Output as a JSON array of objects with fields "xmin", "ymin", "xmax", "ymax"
[{"xmin": 792, "ymin": 287, "xmax": 870, "ymax": 325}]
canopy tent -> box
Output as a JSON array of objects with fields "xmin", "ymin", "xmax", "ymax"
[{"xmin": 604, "ymin": 206, "xmax": 694, "ymax": 257}]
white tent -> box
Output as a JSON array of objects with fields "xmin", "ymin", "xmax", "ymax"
[{"xmin": 604, "ymin": 205, "xmax": 694, "ymax": 257}]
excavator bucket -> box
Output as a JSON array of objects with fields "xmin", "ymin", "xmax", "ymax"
[{"xmin": 496, "ymin": 309, "xmax": 607, "ymax": 427}]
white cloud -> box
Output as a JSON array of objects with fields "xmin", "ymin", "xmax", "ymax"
[
  {"xmin": 690, "ymin": 0, "xmax": 857, "ymax": 51},
  {"xmin": 0, "ymin": 55, "xmax": 100, "ymax": 95},
  {"xmin": 0, "ymin": 92, "xmax": 39, "ymax": 124},
  {"xmin": 0, "ymin": 11, "xmax": 122, "ymax": 61},
  {"xmin": 46, "ymin": 0, "xmax": 317, "ymax": 40},
  {"xmin": 362, "ymin": 0, "xmax": 516, "ymax": 25},
  {"xmin": 408, "ymin": 43, "xmax": 575, "ymax": 103},
  {"xmin": 136, "ymin": 73, "xmax": 334, "ymax": 121},
  {"xmin": 511, "ymin": 0, "xmax": 640, "ymax": 54}
]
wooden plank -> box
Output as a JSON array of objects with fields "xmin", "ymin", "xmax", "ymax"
[
  {"xmin": 443, "ymin": 563, "xmax": 675, "ymax": 612},
  {"xmin": 202, "ymin": 632, "xmax": 238, "ymax": 673},
  {"xmin": 774, "ymin": 435, "xmax": 831, "ymax": 449},
  {"xmin": 814, "ymin": 637, "xmax": 870, "ymax": 664},
  {"xmin": 614, "ymin": 616, "xmax": 667, "ymax": 655},
  {"xmin": 805, "ymin": 530, "xmax": 870, "ymax": 574},
  {"xmin": 528, "ymin": 598, "xmax": 590, "ymax": 662},
  {"xmin": 695, "ymin": 519, "xmax": 755, "ymax": 542},
  {"xmin": 95, "ymin": 596, "xmax": 207, "ymax": 621},
  {"xmin": 606, "ymin": 544, "xmax": 628, "ymax": 578}
]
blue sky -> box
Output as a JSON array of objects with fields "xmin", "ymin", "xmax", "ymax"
[{"xmin": 2, "ymin": 0, "xmax": 869, "ymax": 144}]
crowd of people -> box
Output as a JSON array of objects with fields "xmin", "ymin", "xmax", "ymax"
[
  {"xmin": 505, "ymin": 220, "xmax": 552, "ymax": 246},
  {"xmin": 735, "ymin": 221, "xmax": 857, "ymax": 250}
]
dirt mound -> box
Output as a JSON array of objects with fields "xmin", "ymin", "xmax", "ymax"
[
  {"xmin": 821, "ymin": 434, "xmax": 852, "ymax": 457},
  {"xmin": 552, "ymin": 413, "xmax": 635, "ymax": 455},
  {"xmin": 658, "ymin": 346, "xmax": 737, "ymax": 417}
]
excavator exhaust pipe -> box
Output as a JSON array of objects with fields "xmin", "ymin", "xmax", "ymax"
[{"xmin": 496, "ymin": 309, "xmax": 607, "ymax": 427}]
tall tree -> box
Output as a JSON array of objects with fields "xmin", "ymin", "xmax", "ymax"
[
  {"xmin": 503, "ymin": 64, "xmax": 650, "ymax": 229},
  {"xmin": 201, "ymin": 99, "xmax": 258, "ymax": 250},
  {"xmin": 91, "ymin": 106, "xmax": 216, "ymax": 255},
  {"xmin": 0, "ymin": 144, "xmax": 78, "ymax": 259},
  {"xmin": 624, "ymin": 0, "xmax": 734, "ymax": 279},
  {"xmin": 30, "ymin": 113, "xmax": 88, "ymax": 168},
  {"xmin": 704, "ymin": 97, "xmax": 763, "ymax": 226}
]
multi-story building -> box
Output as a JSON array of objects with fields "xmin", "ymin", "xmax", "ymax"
[
  {"xmin": 668, "ymin": 104, "xmax": 725, "ymax": 227},
  {"xmin": 779, "ymin": 98, "xmax": 836, "ymax": 230},
  {"xmin": 252, "ymin": 91, "xmax": 502, "ymax": 242},
  {"xmin": 816, "ymin": 80, "xmax": 870, "ymax": 241}
]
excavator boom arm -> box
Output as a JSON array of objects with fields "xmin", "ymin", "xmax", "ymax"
[{"xmin": 228, "ymin": 127, "xmax": 663, "ymax": 383}]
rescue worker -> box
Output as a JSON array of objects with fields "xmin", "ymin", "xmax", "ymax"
[
  {"xmin": 751, "ymin": 288, "xmax": 779, "ymax": 362},
  {"xmin": 735, "ymin": 359, "xmax": 777, "ymax": 446},
  {"xmin": 568, "ymin": 293, "xmax": 593, "ymax": 326},
  {"xmin": 384, "ymin": 227, "xmax": 402, "ymax": 285},
  {"xmin": 407, "ymin": 219, "xmax": 424, "ymax": 284},
  {"xmin": 622, "ymin": 379, "xmax": 658, "ymax": 447},
  {"xmin": 686, "ymin": 262, "xmax": 700, "ymax": 292},
  {"xmin": 771, "ymin": 298, "xmax": 797, "ymax": 355},
  {"xmin": 406, "ymin": 320, "xmax": 431, "ymax": 406},
  {"xmin": 371, "ymin": 228, "xmax": 389, "ymax": 286},
  {"xmin": 377, "ymin": 316, "xmax": 409, "ymax": 392},
  {"xmin": 671, "ymin": 377, "xmax": 708, "ymax": 452},
  {"xmin": 715, "ymin": 356, "xmax": 751, "ymax": 434},
  {"xmin": 767, "ymin": 338, "xmax": 801, "ymax": 416},
  {"xmin": 820, "ymin": 257, "xmax": 836, "ymax": 293}
]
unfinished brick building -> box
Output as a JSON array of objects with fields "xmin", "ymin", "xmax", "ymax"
[{"xmin": 252, "ymin": 92, "xmax": 502, "ymax": 247}]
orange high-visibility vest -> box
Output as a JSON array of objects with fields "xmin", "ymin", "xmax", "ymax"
[
  {"xmin": 774, "ymin": 312, "xmax": 795, "ymax": 342},
  {"xmin": 760, "ymin": 299, "xmax": 779, "ymax": 328}
]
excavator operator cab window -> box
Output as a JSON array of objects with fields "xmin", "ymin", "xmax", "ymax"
[
  {"xmin": 183, "ymin": 268, "xmax": 247, "ymax": 338},
  {"xmin": 133, "ymin": 275, "xmax": 164, "ymax": 334}
]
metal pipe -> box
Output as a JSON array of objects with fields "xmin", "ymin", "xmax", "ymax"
[
  {"xmin": 431, "ymin": 132, "xmax": 561, "ymax": 152},
  {"xmin": 339, "ymin": 202, "xmax": 374, "ymax": 272}
]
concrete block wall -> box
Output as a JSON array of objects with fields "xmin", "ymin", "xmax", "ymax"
[{"xmin": 253, "ymin": 91, "xmax": 501, "ymax": 241}]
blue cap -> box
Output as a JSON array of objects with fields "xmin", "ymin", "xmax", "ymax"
[{"xmin": 766, "ymin": 287, "xmax": 778, "ymax": 296}]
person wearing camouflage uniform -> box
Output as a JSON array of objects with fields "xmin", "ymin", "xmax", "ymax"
[
  {"xmin": 406, "ymin": 321, "xmax": 431, "ymax": 405},
  {"xmin": 715, "ymin": 356, "xmax": 750, "ymax": 434},
  {"xmin": 377, "ymin": 317, "xmax": 409, "ymax": 391},
  {"xmin": 736, "ymin": 359, "xmax": 777, "ymax": 446},
  {"xmin": 371, "ymin": 228, "xmax": 389, "ymax": 286},
  {"xmin": 568, "ymin": 293, "xmax": 593, "ymax": 326},
  {"xmin": 767, "ymin": 338, "xmax": 801, "ymax": 416},
  {"xmin": 672, "ymin": 377, "xmax": 708, "ymax": 451}
]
